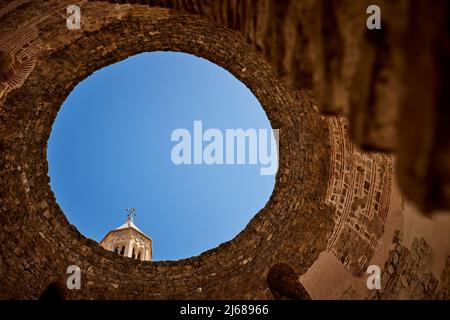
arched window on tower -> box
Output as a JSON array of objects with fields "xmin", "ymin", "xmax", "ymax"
[
  {"xmin": 114, "ymin": 247, "xmax": 119, "ymax": 254},
  {"xmin": 137, "ymin": 252, "xmax": 141, "ymax": 260},
  {"xmin": 132, "ymin": 247, "xmax": 136, "ymax": 259},
  {"xmin": 120, "ymin": 246, "xmax": 125, "ymax": 256}
]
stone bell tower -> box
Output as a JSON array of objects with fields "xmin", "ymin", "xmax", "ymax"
[{"xmin": 99, "ymin": 208, "xmax": 152, "ymax": 261}]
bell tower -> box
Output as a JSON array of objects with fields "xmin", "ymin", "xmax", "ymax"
[{"xmin": 99, "ymin": 208, "xmax": 153, "ymax": 261}]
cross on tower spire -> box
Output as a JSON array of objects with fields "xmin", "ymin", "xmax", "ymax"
[{"xmin": 126, "ymin": 208, "xmax": 136, "ymax": 222}]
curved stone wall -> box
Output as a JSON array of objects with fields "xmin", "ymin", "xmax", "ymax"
[
  {"xmin": 0, "ymin": 2, "xmax": 335, "ymax": 299},
  {"xmin": 0, "ymin": 1, "xmax": 447, "ymax": 300}
]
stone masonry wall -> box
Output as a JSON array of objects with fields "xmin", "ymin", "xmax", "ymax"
[{"xmin": 1, "ymin": 1, "xmax": 446, "ymax": 300}]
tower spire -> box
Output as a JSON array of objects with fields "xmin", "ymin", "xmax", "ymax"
[
  {"xmin": 126, "ymin": 208, "xmax": 136, "ymax": 225},
  {"xmin": 99, "ymin": 207, "xmax": 152, "ymax": 261}
]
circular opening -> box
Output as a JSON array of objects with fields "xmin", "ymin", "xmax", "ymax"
[{"xmin": 47, "ymin": 52, "xmax": 276, "ymax": 261}]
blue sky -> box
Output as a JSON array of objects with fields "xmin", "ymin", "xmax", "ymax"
[{"xmin": 47, "ymin": 52, "xmax": 275, "ymax": 261}]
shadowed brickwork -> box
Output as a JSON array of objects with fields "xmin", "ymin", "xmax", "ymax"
[{"xmin": 266, "ymin": 263, "xmax": 311, "ymax": 300}]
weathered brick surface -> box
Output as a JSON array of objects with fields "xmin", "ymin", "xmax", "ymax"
[
  {"xmin": 366, "ymin": 231, "xmax": 450, "ymax": 300},
  {"xmin": 326, "ymin": 117, "xmax": 392, "ymax": 276}
]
